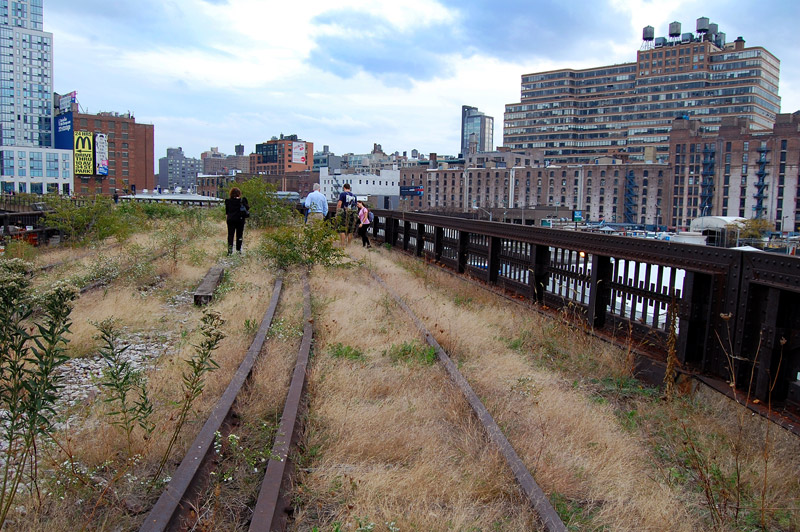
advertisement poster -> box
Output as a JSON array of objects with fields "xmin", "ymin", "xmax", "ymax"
[
  {"xmin": 74, "ymin": 131, "xmax": 94, "ymax": 175},
  {"xmin": 95, "ymin": 133, "xmax": 108, "ymax": 176},
  {"xmin": 54, "ymin": 112, "xmax": 73, "ymax": 150},
  {"xmin": 59, "ymin": 91, "xmax": 76, "ymax": 114},
  {"xmin": 291, "ymin": 142, "xmax": 306, "ymax": 164}
]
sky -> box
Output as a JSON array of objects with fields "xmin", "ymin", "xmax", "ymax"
[{"xmin": 47, "ymin": 0, "xmax": 800, "ymax": 168}]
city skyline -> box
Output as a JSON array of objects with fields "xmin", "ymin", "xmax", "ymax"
[{"xmin": 48, "ymin": 0, "xmax": 800, "ymax": 167}]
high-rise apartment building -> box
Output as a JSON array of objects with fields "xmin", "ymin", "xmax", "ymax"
[
  {"xmin": 0, "ymin": 0, "xmax": 73, "ymax": 195},
  {"xmin": 158, "ymin": 147, "xmax": 202, "ymax": 191},
  {"xmin": 504, "ymin": 18, "xmax": 781, "ymax": 164},
  {"xmin": 461, "ymin": 105, "xmax": 493, "ymax": 157}
]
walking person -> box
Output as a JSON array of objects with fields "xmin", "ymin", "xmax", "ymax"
[
  {"xmin": 336, "ymin": 183, "xmax": 357, "ymax": 247},
  {"xmin": 225, "ymin": 187, "xmax": 249, "ymax": 254},
  {"xmin": 356, "ymin": 200, "xmax": 372, "ymax": 248},
  {"xmin": 304, "ymin": 183, "xmax": 328, "ymax": 223}
]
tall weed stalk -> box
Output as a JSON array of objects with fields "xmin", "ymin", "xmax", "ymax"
[
  {"xmin": 95, "ymin": 318, "xmax": 155, "ymax": 457},
  {"xmin": 0, "ymin": 259, "xmax": 77, "ymax": 527},
  {"xmin": 151, "ymin": 310, "xmax": 225, "ymax": 487}
]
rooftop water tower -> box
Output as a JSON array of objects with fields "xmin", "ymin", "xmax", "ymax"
[{"xmin": 668, "ymin": 21, "xmax": 682, "ymax": 42}]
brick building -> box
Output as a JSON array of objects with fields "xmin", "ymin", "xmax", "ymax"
[
  {"xmin": 669, "ymin": 113, "xmax": 800, "ymax": 231},
  {"xmin": 504, "ymin": 18, "xmax": 781, "ymax": 164},
  {"xmin": 72, "ymin": 111, "xmax": 154, "ymax": 196},
  {"xmin": 252, "ymin": 135, "xmax": 313, "ymax": 175}
]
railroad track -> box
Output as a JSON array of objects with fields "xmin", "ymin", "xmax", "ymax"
[
  {"xmin": 140, "ymin": 274, "xmax": 287, "ymax": 530},
  {"xmin": 138, "ymin": 261, "xmax": 569, "ymax": 531},
  {"xmin": 404, "ymin": 250, "xmax": 800, "ymax": 437}
]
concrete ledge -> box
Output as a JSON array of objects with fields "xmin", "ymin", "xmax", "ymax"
[{"xmin": 194, "ymin": 266, "xmax": 225, "ymax": 306}]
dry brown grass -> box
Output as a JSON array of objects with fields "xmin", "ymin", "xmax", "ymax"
[
  {"xmin": 289, "ymin": 264, "xmax": 540, "ymax": 531},
  {"xmin": 342, "ymin": 246, "xmax": 800, "ymax": 531},
  {"xmin": 184, "ymin": 269, "xmax": 307, "ymax": 531},
  {"xmin": 8, "ymin": 227, "xmax": 799, "ymax": 531},
  {"xmin": 11, "ymin": 227, "xmax": 282, "ymax": 531}
]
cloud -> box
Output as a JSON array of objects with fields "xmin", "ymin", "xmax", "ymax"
[{"xmin": 46, "ymin": 0, "xmax": 800, "ymax": 166}]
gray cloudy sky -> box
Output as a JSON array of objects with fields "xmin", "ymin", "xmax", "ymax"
[{"xmin": 47, "ymin": 0, "xmax": 800, "ymax": 166}]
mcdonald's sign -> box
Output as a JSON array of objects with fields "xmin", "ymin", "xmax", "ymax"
[{"xmin": 74, "ymin": 131, "xmax": 94, "ymax": 175}]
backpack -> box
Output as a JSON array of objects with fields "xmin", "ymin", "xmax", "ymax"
[
  {"xmin": 344, "ymin": 191, "xmax": 356, "ymax": 209},
  {"xmin": 367, "ymin": 210, "xmax": 374, "ymax": 223},
  {"xmin": 239, "ymin": 202, "xmax": 250, "ymax": 219}
]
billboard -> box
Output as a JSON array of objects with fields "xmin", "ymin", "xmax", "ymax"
[
  {"xmin": 54, "ymin": 112, "xmax": 73, "ymax": 150},
  {"xmin": 400, "ymin": 185, "xmax": 424, "ymax": 196},
  {"xmin": 74, "ymin": 131, "xmax": 94, "ymax": 176},
  {"xmin": 59, "ymin": 91, "xmax": 76, "ymax": 114},
  {"xmin": 95, "ymin": 133, "xmax": 108, "ymax": 176},
  {"xmin": 291, "ymin": 142, "xmax": 306, "ymax": 164}
]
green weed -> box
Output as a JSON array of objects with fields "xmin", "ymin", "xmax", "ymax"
[
  {"xmin": 328, "ymin": 343, "xmax": 365, "ymax": 361},
  {"xmin": 383, "ymin": 341, "xmax": 437, "ymax": 366}
]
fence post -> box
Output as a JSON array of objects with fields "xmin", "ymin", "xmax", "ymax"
[
  {"xmin": 434, "ymin": 226, "xmax": 444, "ymax": 262},
  {"xmin": 457, "ymin": 230, "xmax": 469, "ymax": 274},
  {"xmin": 488, "ymin": 236, "xmax": 500, "ymax": 285},
  {"xmin": 415, "ymin": 223, "xmax": 425, "ymax": 257},
  {"xmin": 587, "ymin": 254, "xmax": 612, "ymax": 328},
  {"xmin": 530, "ymin": 244, "xmax": 550, "ymax": 304}
]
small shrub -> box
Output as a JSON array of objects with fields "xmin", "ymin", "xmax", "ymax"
[
  {"xmin": 0, "ymin": 259, "xmax": 77, "ymax": 528},
  {"xmin": 258, "ymin": 222, "xmax": 344, "ymax": 270},
  {"xmin": 328, "ymin": 343, "xmax": 365, "ymax": 361},
  {"xmin": 3, "ymin": 239, "xmax": 36, "ymax": 261},
  {"xmin": 383, "ymin": 341, "xmax": 437, "ymax": 366}
]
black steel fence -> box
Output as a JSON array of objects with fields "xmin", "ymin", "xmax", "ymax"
[{"xmin": 369, "ymin": 210, "xmax": 800, "ymax": 411}]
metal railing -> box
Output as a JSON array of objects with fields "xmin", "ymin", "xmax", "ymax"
[{"xmin": 369, "ymin": 210, "xmax": 800, "ymax": 411}]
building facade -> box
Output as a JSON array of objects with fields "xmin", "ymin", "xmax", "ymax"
[
  {"xmin": 461, "ymin": 105, "xmax": 494, "ymax": 157},
  {"xmin": 253, "ymin": 135, "xmax": 313, "ymax": 175},
  {"xmin": 158, "ymin": 147, "xmax": 202, "ymax": 191},
  {"xmin": 319, "ymin": 167, "xmax": 400, "ymax": 203},
  {"xmin": 0, "ymin": 1, "xmax": 74, "ymax": 195},
  {"xmin": 669, "ymin": 114, "xmax": 800, "ymax": 232},
  {"xmin": 504, "ymin": 18, "xmax": 781, "ymax": 164},
  {"xmin": 72, "ymin": 111, "xmax": 154, "ymax": 195}
]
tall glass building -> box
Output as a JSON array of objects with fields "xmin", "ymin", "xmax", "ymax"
[
  {"xmin": 461, "ymin": 105, "xmax": 494, "ymax": 157},
  {"xmin": 504, "ymin": 19, "xmax": 781, "ymax": 165},
  {"xmin": 0, "ymin": 0, "xmax": 73, "ymax": 195}
]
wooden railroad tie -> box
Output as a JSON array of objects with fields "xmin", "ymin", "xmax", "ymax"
[{"xmin": 193, "ymin": 266, "xmax": 225, "ymax": 306}]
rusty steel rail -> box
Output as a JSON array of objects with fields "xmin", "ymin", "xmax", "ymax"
[
  {"xmin": 140, "ymin": 278, "xmax": 284, "ymax": 532},
  {"xmin": 250, "ymin": 273, "xmax": 313, "ymax": 531},
  {"xmin": 368, "ymin": 269, "xmax": 567, "ymax": 532}
]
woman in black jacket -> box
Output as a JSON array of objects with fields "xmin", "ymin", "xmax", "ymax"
[{"xmin": 225, "ymin": 187, "xmax": 249, "ymax": 254}]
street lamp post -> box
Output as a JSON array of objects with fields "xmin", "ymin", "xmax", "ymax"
[{"xmin": 472, "ymin": 206, "xmax": 492, "ymax": 221}]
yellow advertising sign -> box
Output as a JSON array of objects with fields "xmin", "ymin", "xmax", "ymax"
[{"xmin": 74, "ymin": 131, "xmax": 94, "ymax": 175}]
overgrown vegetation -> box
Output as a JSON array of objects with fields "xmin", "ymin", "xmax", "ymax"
[
  {"xmin": 42, "ymin": 195, "xmax": 213, "ymax": 247},
  {"xmin": 0, "ymin": 258, "xmax": 77, "ymax": 528},
  {"xmin": 152, "ymin": 310, "xmax": 225, "ymax": 487},
  {"xmin": 223, "ymin": 178, "xmax": 297, "ymax": 228},
  {"xmin": 258, "ymin": 221, "xmax": 345, "ymax": 270},
  {"xmin": 43, "ymin": 195, "xmax": 130, "ymax": 244},
  {"xmin": 95, "ymin": 318, "xmax": 155, "ymax": 458}
]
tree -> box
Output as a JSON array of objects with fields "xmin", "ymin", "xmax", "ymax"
[{"xmin": 224, "ymin": 178, "xmax": 297, "ymax": 228}]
